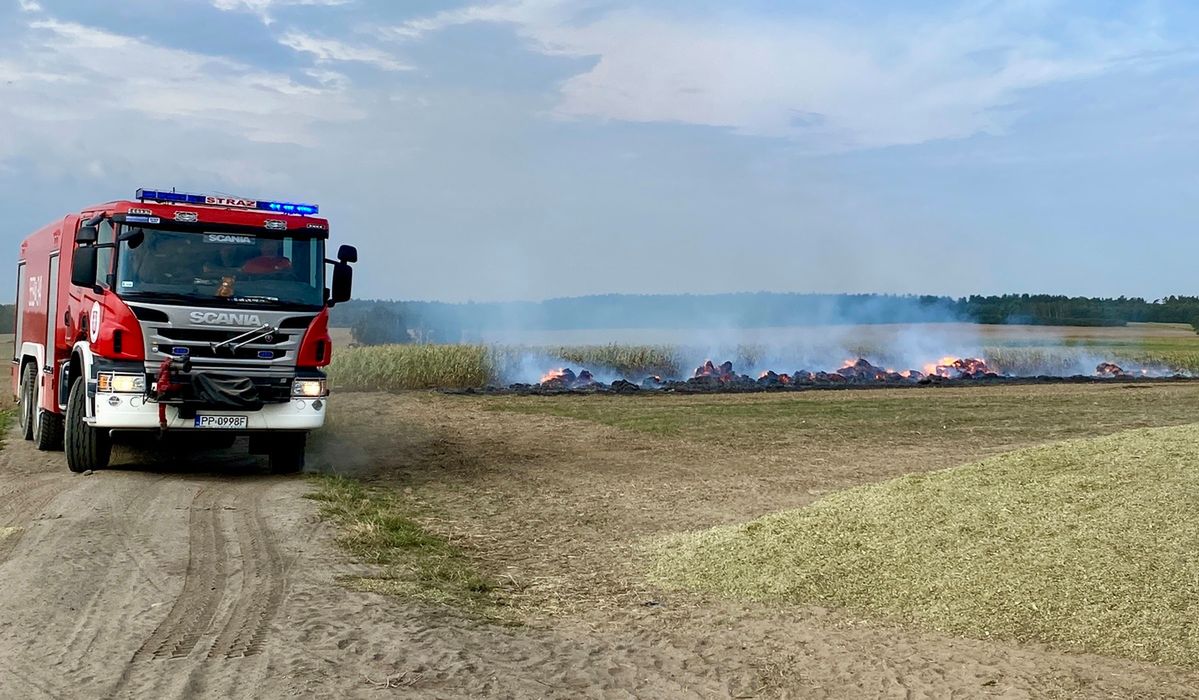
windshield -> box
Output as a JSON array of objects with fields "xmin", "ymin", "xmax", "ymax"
[{"xmin": 115, "ymin": 225, "xmax": 324, "ymax": 309}]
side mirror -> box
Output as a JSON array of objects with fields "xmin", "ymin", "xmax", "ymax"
[
  {"xmin": 119, "ymin": 228, "xmax": 145, "ymax": 249},
  {"xmin": 330, "ymin": 262, "xmax": 353, "ymax": 305},
  {"xmin": 337, "ymin": 244, "xmax": 358, "ymax": 263},
  {"xmin": 71, "ymin": 246, "xmax": 98, "ymax": 288},
  {"xmin": 76, "ymin": 225, "xmax": 98, "ymax": 244}
]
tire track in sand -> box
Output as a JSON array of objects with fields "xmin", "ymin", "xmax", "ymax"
[
  {"xmin": 129, "ymin": 481, "xmax": 285, "ymax": 663},
  {"xmin": 0, "ymin": 477, "xmax": 64, "ymax": 563},
  {"xmin": 52, "ymin": 475, "xmax": 172, "ymax": 669},
  {"xmin": 208, "ymin": 487, "xmax": 285, "ymax": 659},
  {"xmin": 131, "ymin": 486, "xmax": 228, "ymax": 660}
]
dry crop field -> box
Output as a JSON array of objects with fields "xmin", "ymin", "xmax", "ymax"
[{"xmin": 309, "ymin": 375, "xmax": 1199, "ymax": 697}]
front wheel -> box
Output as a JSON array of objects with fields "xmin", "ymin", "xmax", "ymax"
[{"xmin": 64, "ymin": 378, "xmax": 111, "ymax": 473}]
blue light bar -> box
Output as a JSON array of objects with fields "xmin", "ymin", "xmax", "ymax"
[
  {"xmin": 136, "ymin": 188, "xmax": 319, "ymax": 216},
  {"xmin": 136, "ymin": 189, "xmax": 206, "ymax": 205}
]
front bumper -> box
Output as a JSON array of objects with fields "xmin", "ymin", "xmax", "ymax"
[{"xmin": 90, "ymin": 394, "xmax": 328, "ymax": 431}]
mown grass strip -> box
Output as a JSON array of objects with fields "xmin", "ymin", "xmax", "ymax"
[
  {"xmin": 306, "ymin": 475, "xmax": 501, "ymax": 613},
  {"xmin": 651, "ymin": 424, "xmax": 1199, "ymax": 667}
]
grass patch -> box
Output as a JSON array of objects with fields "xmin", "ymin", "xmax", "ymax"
[
  {"xmin": 328, "ymin": 344, "xmax": 494, "ymax": 391},
  {"xmin": 0, "ymin": 408, "xmax": 13, "ymax": 450},
  {"xmin": 487, "ymin": 383, "xmax": 1199, "ymax": 449},
  {"xmin": 306, "ymin": 475, "xmax": 501, "ymax": 613},
  {"xmin": 651, "ymin": 424, "xmax": 1199, "ymax": 666},
  {"xmin": 549, "ymin": 343, "xmax": 680, "ymax": 378}
]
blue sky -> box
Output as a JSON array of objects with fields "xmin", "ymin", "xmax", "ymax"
[{"xmin": 2, "ymin": 0, "xmax": 1197, "ymax": 302}]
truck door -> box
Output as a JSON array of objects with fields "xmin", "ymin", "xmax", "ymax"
[
  {"xmin": 43, "ymin": 254, "xmax": 59, "ymax": 409},
  {"xmin": 45, "ymin": 254, "xmax": 58, "ymax": 369}
]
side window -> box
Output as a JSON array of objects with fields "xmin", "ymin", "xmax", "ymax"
[{"xmin": 94, "ymin": 220, "xmax": 114, "ymax": 287}]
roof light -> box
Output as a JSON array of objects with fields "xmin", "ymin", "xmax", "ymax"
[{"xmin": 135, "ymin": 188, "xmax": 319, "ymax": 216}]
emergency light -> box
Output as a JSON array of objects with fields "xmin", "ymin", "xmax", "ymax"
[{"xmin": 135, "ymin": 188, "xmax": 319, "ymax": 215}]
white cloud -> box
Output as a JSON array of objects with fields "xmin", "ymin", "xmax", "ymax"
[
  {"xmin": 0, "ymin": 17, "xmax": 368, "ymax": 188},
  {"xmin": 387, "ymin": 1, "xmax": 1177, "ymax": 151},
  {"xmin": 384, "ymin": 0, "xmax": 559, "ymax": 40},
  {"xmin": 17, "ymin": 0, "xmax": 42, "ymax": 12},
  {"xmin": 210, "ymin": 0, "xmax": 349, "ymax": 10},
  {"xmin": 17, "ymin": 19, "xmax": 362, "ymax": 140},
  {"xmin": 210, "ymin": 0, "xmax": 350, "ymax": 24},
  {"xmin": 279, "ymin": 31, "xmax": 412, "ymax": 71}
]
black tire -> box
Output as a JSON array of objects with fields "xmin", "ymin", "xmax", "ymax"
[
  {"xmin": 34, "ymin": 407, "xmax": 64, "ymax": 452},
  {"xmin": 32, "ymin": 366, "xmax": 64, "ymax": 451},
  {"xmin": 18, "ymin": 364, "xmax": 35, "ymax": 441},
  {"xmin": 64, "ymin": 378, "xmax": 110, "ymax": 473},
  {"xmin": 267, "ymin": 433, "xmax": 306, "ymax": 474}
]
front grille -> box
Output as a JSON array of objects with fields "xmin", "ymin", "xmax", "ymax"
[
  {"xmin": 149, "ymin": 325, "xmax": 294, "ymax": 364},
  {"xmin": 156, "ymin": 327, "xmax": 291, "ymax": 345},
  {"xmin": 133, "ymin": 305, "xmax": 307, "ymax": 374}
]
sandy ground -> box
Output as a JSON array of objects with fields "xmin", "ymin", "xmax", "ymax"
[{"xmin": 0, "ymin": 390, "xmax": 1197, "ymax": 698}]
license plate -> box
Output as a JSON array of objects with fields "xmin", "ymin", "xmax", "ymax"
[{"xmin": 194, "ymin": 414, "xmax": 249, "ymax": 429}]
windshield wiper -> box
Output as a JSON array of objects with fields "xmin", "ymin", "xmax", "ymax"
[
  {"xmin": 120, "ymin": 291, "xmax": 221, "ymax": 305},
  {"xmin": 120, "ymin": 290, "xmax": 320, "ymax": 310}
]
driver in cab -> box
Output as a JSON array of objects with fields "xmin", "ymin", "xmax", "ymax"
[{"xmin": 241, "ymin": 238, "xmax": 292, "ymax": 274}]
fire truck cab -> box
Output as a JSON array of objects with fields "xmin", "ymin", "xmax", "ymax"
[{"xmin": 12, "ymin": 188, "xmax": 356, "ymax": 473}]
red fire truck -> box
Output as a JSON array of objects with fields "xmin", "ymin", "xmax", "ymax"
[{"xmin": 12, "ymin": 188, "xmax": 356, "ymax": 473}]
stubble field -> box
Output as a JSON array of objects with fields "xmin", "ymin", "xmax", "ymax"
[{"xmin": 309, "ymin": 370, "xmax": 1199, "ymax": 697}]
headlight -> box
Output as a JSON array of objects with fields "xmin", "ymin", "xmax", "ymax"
[
  {"xmin": 98, "ymin": 372, "xmax": 146, "ymax": 393},
  {"xmin": 292, "ymin": 378, "xmax": 327, "ymax": 397}
]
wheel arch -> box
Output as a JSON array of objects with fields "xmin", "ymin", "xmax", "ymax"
[
  {"xmin": 69, "ymin": 342, "xmax": 96, "ymax": 418},
  {"xmin": 17, "ymin": 342, "xmax": 44, "ymax": 401}
]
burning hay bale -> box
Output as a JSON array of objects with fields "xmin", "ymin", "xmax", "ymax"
[
  {"xmin": 1095, "ymin": 362, "xmax": 1129, "ymax": 379},
  {"xmin": 756, "ymin": 370, "xmax": 788, "ymax": 386},
  {"xmin": 641, "ymin": 375, "xmax": 665, "ymax": 390},
  {"xmin": 538, "ymin": 368, "xmax": 599, "ymax": 390},
  {"xmin": 689, "ymin": 360, "xmax": 753, "ymax": 388},
  {"xmin": 925, "ymin": 357, "xmax": 998, "ymax": 379},
  {"xmin": 496, "ymin": 354, "xmax": 1190, "ymax": 396}
]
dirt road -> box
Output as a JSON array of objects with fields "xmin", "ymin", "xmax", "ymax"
[
  {"xmin": 0, "ymin": 435, "xmax": 313, "ymax": 697},
  {"xmin": 0, "ymin": 429, "xmax": 769, "ymax": 699}
]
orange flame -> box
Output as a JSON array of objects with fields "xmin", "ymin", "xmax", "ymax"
[{"xmin": 540, "ymin": 368, "xmax": 569, "ymax": 383}]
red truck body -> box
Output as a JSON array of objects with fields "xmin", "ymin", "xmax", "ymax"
[{"xmin": 12, "ymin": 190, "xmax": 354, "ymax": 472}]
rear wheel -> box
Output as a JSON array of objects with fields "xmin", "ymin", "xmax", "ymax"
[
  {"xmin": 65, "ymin": 378, "xmax": 110, "ymax": 473},
  {"xmin": 18, "ymin": 364, "xmax": 35, "ymax": 441},
  {"xmin": 32, "ymin": 370, "xmax": 64, "ymax": 452},
  {"xmin": 267, "ymin": 433, "xmax": 306, "ymax": 474}
]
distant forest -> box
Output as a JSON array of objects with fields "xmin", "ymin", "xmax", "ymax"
[{"xmin": 330, "ymin": 293, "xmax": 1199, "ymax": 345}]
